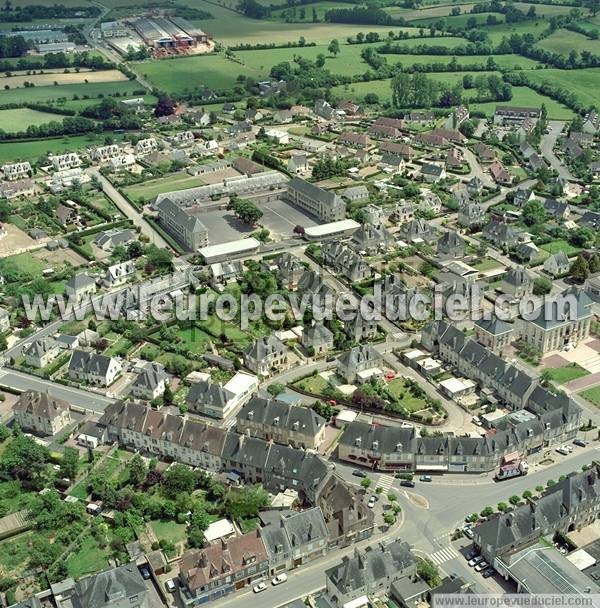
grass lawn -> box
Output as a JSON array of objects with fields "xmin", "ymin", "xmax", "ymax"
[
  {"xmin": 0, "ymin": 252, "xmax": 46, "ymax": 278},
  {"xmin": 123, "ymin": 171, "xmax": 207, "ymax": 201},
  {"xmin": 537, "ymin": 29, "xmax": 600, "ymax": 55},
  {"xmin": 473, "ymin": 258, "xmax": 502, "ymax": 271},
  {"xmin": 526, "ymin": 68, "xmax": 600, "ymax": 110},
  {"xmin": 470, "ymin": 86, "xmax": 574, "ymax": 120},
  {"xmin": 514, "ymin": 2, "xmax": 577, "ymax": 16},
  {"xmin": 581, "ymin": 386, "xmax": 600, "ymax": 408},
  {"xmin": 0, "ymin": 480, "xmax": 36, "ymax": 515},
  {"xmin": 385, "ymin": 3, "xmax": 477, "ymax": 20},
  {"xmin": 540, "ymin": 239, "xmax": 581, "ymax": 256},
  {"xmin": 238, "ymin": 517, "xmax": 260, "ymax": 533},
  {"xmin": 295, "ymin": 374, "xmax": 330, "ymax": 394},
  {"xmin": 386, "ymin": 378, "xmax": 427, "ymax": 413},
  {"xmin": 411, "ymin": 12, "xmax": 505, "ymax": 27},
  {"xmin": 66, "ymin": 535, "xmax": 111, "ymax": 579},
  {"xmin": 197, "ymin": 315, "xmax": 251, "ymax": 347},
  {"xmin": 546, "ymin": 363, "xmax": 589, "ymax": 384},
  {"xmin": 151, "ymin": 519, "xmax": 188, "ymax": 544},
  {"xmin": 483, "ymin": 19, "xmax": 549, "ymax": 44},
  {"xmin": 0, "ymin": 531, "xmax": 42, "ymax": 576},
  {"xmin": 0, "ymin": 108, "xmax": 68, "ymax": 133},
  {"xmin": 177, "ymin": 325, "xmax": 213, "ymax": 353}
]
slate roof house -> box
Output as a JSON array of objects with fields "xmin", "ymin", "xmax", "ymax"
[
  {"xmin": 302, "ymin": 322, "xmax": 334, "ymax": 356},
  {"xmin": 271, "ymin": 252, "xmax": 305, "ymax": 290},
  {"xmin": 69, "ymin": 563, "xmax": 148, "ymax": 608},
  {"xmin": 543, "ymin": 251, "xmax": 570, "ymax": 278},
  {"xmin": 13, "ymin": 390, "xmax": 71, "ymax": 437},
  {"xmin": 437, "ymin": 230, "xmax": 465, "ymax": 260},
  {"xmin": 420, "ymin": 162, "xmax": 446, "ymax": 183},
  {"xmin": 68, "ymin": 350, "xmax": 122, "ymax": 386},
  {"xmin": 65, "ymin": 273, "xmax": 97, "ymax": 301},
  {"xmin": 24, "ymin": 338, "xmax": 60, "ymax": 369},
  {"xmin": 243, "ymin": 335, "xmax": 288, "ymax": 376},
  {"xmin": 349, "ymin": 223, "xmax": 395, "ymax": 253},
  {"xmin": 131, "ymin": 362, "xmax": 168, "ymax": 400},
  {"xmin": 482, "ymin": 219, "xmax": 521, "ymax": 249},
  {"xmin": 501, "ymin": 267, "xmax": 533, "ymax": 300},
  {"xmin": 325, "ymin": 541, "xmax": 416, "ymax": 608},
  {"xmin": 397, "ymin": 218, "xmax": 436, "ymax": 244},
  {"xmin": 474, "ymin": 317, "xmax": 514, "ymax": 351},
  {"xmin": 457, "ymin": 201, "xmax": 485, "ymax": 228},
  {"xmin": 473, "ymin": 463, "xmax": 600, "ymax": 564},
  {"xmin": 322, "ymin": 241, "xmax": 372, "ymax": 282},
  {"xmin": 236, "ymin": 396, "xmax": 327, "ymax": 449},
  {"xmin": 337, "ymin": 345, "xmax": 383, "ymax": 384}
]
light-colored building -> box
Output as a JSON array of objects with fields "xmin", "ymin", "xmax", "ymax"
[
  {"xmin": 285, "ymin": 177, "xmax": 346, "ymax": 222},
  {"xmin": 131, "ymin": 362, "xmax": 168, "ymax": 400},
  {"xmin": 68, "ymin": 350, "xmax": 122, "ymax": 386},
  {"xmin": 51, "ymin": 152, "xmax": 81, "ymax": 171},
  {"xmin": 24, "ymin": 338, "xmax": 60, "ymax": 368},
  {"xmin": 2, "ymin": 161, "xmax": 31, "ymax": 181},
  {"xmin": 243, "ymin": 336, "xmax": 288, "ymax": 376},
  {"xmin": 13, "ymin": 390, "xmax": 71, "ymax": 436}
]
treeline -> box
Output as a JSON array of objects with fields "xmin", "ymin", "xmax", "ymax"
[
  {"xmin": 237, "ymin": 0, "xmax": 270, "ymax": 19},
  {"xmin": 229, "ymin": 40, "xmax": 317, "ymax": 51},
  {"xmin": 0, "ymin": 4, "xmax": 100, "ymax": 22},
  {"xmin": 0, "ymin": 115, "xmax": 98, "ymax": 140},
  {"xmin": 0, "ymin": 35, "xmax": 30, "ymax": 58},
  {"xmin": 0, "ymin": 51, "xmax": 115, "ymax": 72},
  {"xmin": 378, "ymin": 40, "xmax": 498, "ymax": 56},
  {"xmin": 324, "ymin": 6, "xmax": 393, "ymax": 25},
  {"xmin": 0, "ymin": 101, "xmax": 75, "ymax": 116}
]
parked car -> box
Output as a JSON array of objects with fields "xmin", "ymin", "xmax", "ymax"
[
  {"xmin": 368, "ymin": 495, "xmax": 377, "ymax": 508},
  {"xmin": 139, "ymin": 566, "xmax": 151, "ymax": 580},
  {"xmin": 253, "ymin": 582, "xmax": 268, "ymax": 593},
  {"xmin": 556, "ymin": 447, "xmax": 569, "ymax": 456},
  {"xmin": 573, "ymin": 439, "xmax": 589, "ymax": 447},
  {"xmin": 466, "ymin": 548, "xmax": 478, "ymax": 561},
  {"xmin": 400, "ymin": 480, "xmax": 415, "ymax": 488},
  {"xmin": 165, "ymin": 579, "xmax": 177, "ymax": 593},
  {"xmin": 463, "ymin": 527, "xmax": 474, "ymax": 539},
  {"xmin": 272, "ymin": 574, "xmax": 288, "ymax": 586},
  {"xmin": 419, "ymin": 475, "xmax": 432, "ymax": 482},
  {"xmin": 353, "ymin": 469, "xmax": 367, "ymax": 478},
  {"xmin": 475, "ymin": 561, "xmax": 489, "ymax": 572},
  {"xmin": 482, "ymin": 568, "xmax": 495, "ymax": 578},
  {"xmin": 468, "ymin": 555, "xmax": 484, "ymax": 567}
]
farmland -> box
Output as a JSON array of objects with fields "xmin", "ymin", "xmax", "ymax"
[
  {"xmin": 0, "ymin": 80, "xmax": 141, "ymax": 107},
  {"xmin": 0, "ymin": 108, "xmax": 67, "ymax": 132},
  {"xmin": 536, "ymin": 29, "xmax": 600, "ymax": 55},
  {"xmin": 0, "ymin": 69, "xmax": 127, "ymax": 89},
  {"xmin": 526, "ymin": 68, "xmax": 600, "ymax": 109}
]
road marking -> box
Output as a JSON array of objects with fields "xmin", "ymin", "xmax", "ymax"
[
  {"xmin": 375, "ymin": 474, "xmax": 395, "ymax": 493},
  {"xmin": 430, "ymin": 546, "xmax": 459, "ymax": 565}
]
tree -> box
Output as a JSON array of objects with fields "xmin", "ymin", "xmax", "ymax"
[
  {"xmin": 509, "ymin": 495, "xmax": 520, "ymax": 505},
  {"xmin": 267, "ymin": 383, "xmax": 285, "ymax": 397},
  {"xmin": 570, "ymin": 226, "xmax": 595, "ymax": 248},
  {"xmin": 162, "ymin": 463, "xmax": 196, "ymax": 499},
  {"xmin": 225, "ymin": 485, "xmax": 269, "ymax": 521},
  {"xmin": 522, "ymin": 199, "xmax": 546, "ymax": 226},
  {"xmin": 480, "ymin": 506, "xmax": 493, "ymax": 517},
  {"xmin": 540, "ymin": 369, "xmax": 553, "ymax": 387},
  {"xmin": 162, "ymin": 382, "xmax": 174, "ymax": 406},
  {"xmin": 328, "ymin": 39, "xmax": 340, "ymax": 57},
  {"xmin": 60, "ymin": 447, "xmax": 79, "ymax": 480},
  {"xmin": 0, "ymin": 435, "xmax": 50, "ymax": 486},
  {"xmin": 533, "ymin": 277, "xmax": 552, "ymax": 296},
  {"xmin": 570, "ymin": 254, "xmax": 590, "ymax": 283},
  {"xmin": 417, "ymin": 558, "xmax": 441, "ymax": 587},
  {"xmin": 230, "ymin": 197, "xmax": 263, "ymax": 225},
  {"xmin": 128, "ymin": 454, "xmax": 147, "ymax": 487},
  {"xmin": 522, "ymin": 490, "xmax": 533, "ymax": 500},
  {"xmin": 154, "ymin": 95, "xmax": 175, "ymax": 118},
  {"xmin": 360, "ymin": 477, "xmax": 372, "ymax": 489}
]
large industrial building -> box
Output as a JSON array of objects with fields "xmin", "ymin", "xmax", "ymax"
[{"xmin": 129, "ymin": 16, "xmax": 207, "ymax": 48}]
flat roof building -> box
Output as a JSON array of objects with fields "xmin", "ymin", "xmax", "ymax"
[
  {"xmin": 304, "ymin": 219, "xmax": 360, "ymax": 241},
  {"xmin": 199, "ymin": 238, "xmax": 261, "ymax": 264}
]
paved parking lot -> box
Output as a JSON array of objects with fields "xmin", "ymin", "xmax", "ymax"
[
  {"xmin": 195, "ymin": 209, "xmax": 255, "ymax": 244},
  {"xmin": 260, "ymin": 199, "xmax": 319, "ymax": 238}
]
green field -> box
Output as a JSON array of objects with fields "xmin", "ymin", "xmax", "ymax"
[
  {"xmin": 410, "ymin": 12, "xmax": 505, "ymax": 27},
  {"xmin": 188, "ymin": 0, "xmax": 417, "ymax": 45},
  {"xmin": 0, "ymin": 107, "xmax": 67, "ymax": 133},
  {"xmin": 123, "ymin": 172, "xmax": 208, "ymax": 201},
  {"xmin": 386, "ymin": 378, "xmax": 428, "ymax": 412},
  {"xmin": 470, "ymin": 86, "xmax": 574, "ymax": 120},
  {"xmin": 0, "ymin": 133, "xmax": 117, "ymax": 164},
  {"xmin": 526, "ymin": 68, "xmax": 600, "ymax": 109},
  {"xmin": 537, "ymin": 28, "xmax": 600, "ymax": 55},
  {"xmin": 514, "ymin": 2, "xmax": 578, "ymax": 16},
  {"xmin": 540, "ymin": 239, "xmax": 582, "ymax": 256},
  {"xmin": 66, "ymin": 535, "xmax": 112, "ymax": 579},
  {"xmin": 151, "ymin": 519, "xmax": 188, "ymax": 544},
  {"xmin": 385, "ymin": 2, "xmax": 477, "ymax": 20},
  {"xmin": 0, "ymin": 81, "xmax": 139, "ymax": 107},
  {"xmin": 271, "ymin": 1, "xmax": 361, "ymax": 21},
  {"xmin": 484, "ymin": 19, "xmax": 548, "ymax": 44}
]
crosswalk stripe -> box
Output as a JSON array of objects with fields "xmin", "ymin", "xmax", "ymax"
[
  {"xmin": 430, "ymin": 546, "xmax": 459, "ymax": 565},
  {"xmin": 375, "ymin": 474, "xmax": 395, "ymax": 492}
]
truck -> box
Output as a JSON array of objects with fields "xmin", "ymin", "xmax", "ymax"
[{"xmin": 495, "ymin": 452, "xmax": 529, "ymax": 481}]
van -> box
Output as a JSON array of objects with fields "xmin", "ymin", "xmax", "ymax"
[{"xmin": 472, "ymin": 416, "xmax": 482, "ymax": 426}]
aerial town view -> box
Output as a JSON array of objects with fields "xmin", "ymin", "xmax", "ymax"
[{"xmin": 1, "ymin": 0, "xmax": 600, "ymax": 606}]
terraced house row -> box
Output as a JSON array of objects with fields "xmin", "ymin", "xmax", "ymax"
[{"xmin": 336, "ymin": 320, "xmax": 581, "ymax": 473}]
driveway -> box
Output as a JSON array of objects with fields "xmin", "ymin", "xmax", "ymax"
[{"xmin": 541, "ymin": 121, "xmax": 574, "ymax": 180}]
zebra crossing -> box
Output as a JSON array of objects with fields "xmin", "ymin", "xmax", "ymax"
[
  {"xmin": 375, "ymin": 474, "xmax": 395, "ymax": 492},
  {"xmin": 429, "ymin": 546, "xmax": 459, "ymax": 566}
]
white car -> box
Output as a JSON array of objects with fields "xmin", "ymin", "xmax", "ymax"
[
  {"xmin": 272, "ymin": 574, "xmax": 288, "ymax": 586},
  {"xmin": 368, "ymin": 496, "xmax": 377, "ymax": 508},
  {"xmin": 253, "ymin": 582, "xmax": 268, "ymax": 593},
  {"xmin": 475, "ymin": 561, "xmax": 489, "ymax": 572},
  {"xmin": 165, "ymin": 579, "xmax": 176, "ymax": 593},
  {"xmin": 556, "ymin": 447, "xmax": 569, "ymax": 456}
]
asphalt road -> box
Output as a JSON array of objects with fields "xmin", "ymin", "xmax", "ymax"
[
  {"xmin": 88, "ymin": 168, "xmax": 170, "ymax": 248},
  {"xmin": 541, "ymin": 121, "xmax": 574, "ymax": 181}
]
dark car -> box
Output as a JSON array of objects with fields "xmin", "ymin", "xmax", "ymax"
[
  {"xmin": 400, "ymin": 480, "xmax": 415, "ymax": 488},
  {"xmin": 352, "ymin": 469, "xmax": 367, "ymax": 478},
  {"xmin": 466, "ymin": 548, "xmax": 478, "ymax": 561},
  {"xmin": 482, "ymin": 568, "xmax": 495, "ymax": 578},
  {"xmin": 573, "ymin": 439, "xmax": 589, "ymax": 447},
  {"xmin": 139, "ymin": 566, "xmax": 151, "ymax": 580}
]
